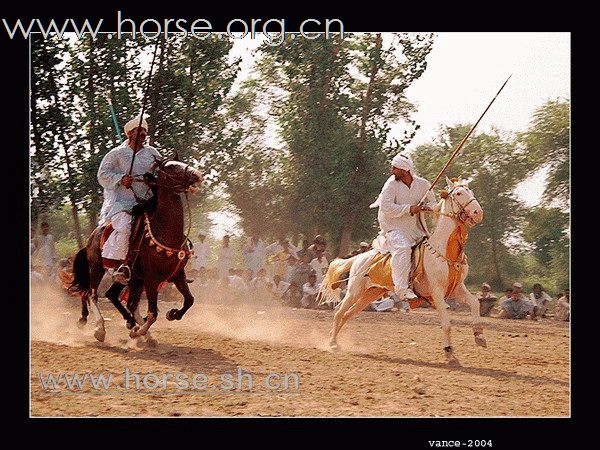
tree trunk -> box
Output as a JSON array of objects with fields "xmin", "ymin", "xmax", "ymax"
[
  {"xmin": 41, "ymin": 41, "xmax": 84, "ymax": 248},
  {"xmin": 337, "ymin": 212, "xmax": 357, "ymax": 257},
  {"xmin": 338, "ymin": 34, "xmax": 382, "ymax": 253}
]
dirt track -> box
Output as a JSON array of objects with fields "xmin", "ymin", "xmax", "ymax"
[{"xmin": 30, "ymin": 286, "xmax": 570, "ymax": 417}]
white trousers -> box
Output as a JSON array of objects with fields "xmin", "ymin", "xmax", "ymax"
[
  {"xmin": 101, "ymin": 211, "xmax": 132, "ymax": 261},
  {"xmin": 386, "ymin": 230, "xmax": 418, "ymax": 291}
]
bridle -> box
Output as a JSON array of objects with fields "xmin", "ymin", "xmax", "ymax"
[
  {"xmin": 434, "ymin": 186, "xmax": 479, "ymax": 225},
  {"xmin": 132, "ymin": 158, "xmax": 199, "ymax": 266},
  {"xmin": 140, "ymin": 159, "xmax": 199, "ymax": 194}
]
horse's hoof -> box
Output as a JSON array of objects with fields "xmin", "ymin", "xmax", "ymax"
[
  {"xmin": 126, "ymin": 321, "xmax": 136, "ymax": 330},
  {"xmin": 94, "ymin": 328, "xmax": 106, "ymax": 342},
  {"xmin": 145, "ymin": 337, "xmax": 158, "ymax": 348},
  {"xmin": 330, "ymin": 342, "xmax": 341, "ymax": 353},
  {"xmin": 166, "ymin": 309, "xmax": 179, "ymax": 321},
  {"xmin": 129, "ymin": 325, "xmax": 140, "ymax": 338},
  {"xmin": 77, "ymin": 318, "xmax": 87, "ymax": 329},
  {"xmin": 475, "ymin": 335, "xmax": 487, "ymax": 348}
]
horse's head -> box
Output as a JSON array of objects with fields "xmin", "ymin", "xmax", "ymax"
[
  {"xmin": 152, "ymin": 157, "xmax": 203, "ymax": 194},
  {"xmin": 444, "ymin": 177, "xmax": 483, "ymax": 227}
]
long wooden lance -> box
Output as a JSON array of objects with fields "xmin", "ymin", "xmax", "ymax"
[
  {"xmin": 419, "ymin": 75, "xmax": 512, "ymax": 205},
  {"xmin": 128, "ymin": 38, "xmax": 161, "ymax": 176}
]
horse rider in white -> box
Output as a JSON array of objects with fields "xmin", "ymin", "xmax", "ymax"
[
  {"xmin": 97, "ymin": 116, "xmax": 161, "ymax": 284},
  {"xmin": 370, "ymin": 153, "xmax": 437, "ymax": 300}
]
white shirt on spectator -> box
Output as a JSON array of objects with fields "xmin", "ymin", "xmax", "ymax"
[
  {"xmin": 192, "ymin": 241, "xmax": 211, "ymax": 270},
  {"xmin": 227, "ymin": 275, "xmax": 247, "ymax": 291},
  {"xmin": 32, "ymin": 234, "xmax": 57, "ymax": 268},
  {"xmin": 310, "ymin": 256, "xmax": 329, "ymax": 284},
  {"xmin": 271, "ymin": 280, "xmax": 290, "ymax": 298}
]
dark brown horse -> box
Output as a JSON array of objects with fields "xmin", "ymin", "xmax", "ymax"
[{"xmin": 70, "ymin": 157, "xmax": 203, "ymax": 344}]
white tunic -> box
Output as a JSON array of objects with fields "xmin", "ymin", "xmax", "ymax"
[
  {"xmin": 97, "ymin": 142, "xmax": 161, "ymax": 224},
  {"xmin": 32, "ymin": 234, "xmax": 57, "ymax": 267},
  {"xmin": 191, "ymin": 241, "xmax": 211, "ymax": 270},
  {"xmin": 217, "ymin": 246, "xmax": 234, "ymax": 279},
  {"xmin": 376, "ymin": 175, "xmax": 436, "ymax": 238},
  {"xmin": 310, "ymin": 256, "xmax": 329, "ymax": 284}
]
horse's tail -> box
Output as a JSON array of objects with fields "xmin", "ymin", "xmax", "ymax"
[
  {"xmin": 69, "ymin": 248, "xmax": 90, "ymax": 294},
  {"xmin": 317, "ymin": 255, "xmax": 360, "ymax": 305}
]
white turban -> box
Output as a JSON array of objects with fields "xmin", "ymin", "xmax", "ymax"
[
  {"xmin": 392, "ymin": 153, "xmax": 414, "ymax": 173},
  {"xmin": 124, "ymin": 116, "xmax": 149, "ymax": 136}
]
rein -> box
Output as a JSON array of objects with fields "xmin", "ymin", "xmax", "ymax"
[{"xmin": 421, "ymin": 188, "xmax": 474, "ymax": 266}]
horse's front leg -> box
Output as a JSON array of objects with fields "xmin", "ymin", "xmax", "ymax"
[
  {"xmin": 453, "ymin": 283, "xmax": 487, "ymax": 348},
  {"xmin": 430, "ymin": 286, "xmax": 459, "ymax": 365},
  {"xmin": 166, "ymin": 270, "xmax": 194, "ymax": 321},
  {"xmin": 125, "ymin": 278, "xmax": 157, "ymax": 347},
  {"xmin": 130, "ymin": 279, "xmax": 159, "ymax": 337}
]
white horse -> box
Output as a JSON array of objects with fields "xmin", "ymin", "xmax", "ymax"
[{"xmin": 319, "ymin": 177, "xmax": 486, "ymax": 364}]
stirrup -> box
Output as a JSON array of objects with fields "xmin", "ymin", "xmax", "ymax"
[{"xmin": 112, "ymin": 264, "xmax": 131, "ymax": 285}]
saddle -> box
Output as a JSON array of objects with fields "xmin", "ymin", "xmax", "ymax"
[
  {"xmin": 366, "ymin": 240, "xmax": 431, "ymax": 309},
  {"xmin": 366, "ymin": 223, "xmax": 468, "ymax": 309}
]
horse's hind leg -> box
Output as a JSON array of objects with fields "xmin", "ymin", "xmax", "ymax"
[
  {"xmin": 330, "ymin": 293, "xmax": 354, "ymax": 349},
  {"xmin": 330, "ymin": 287, "xmax": 387, "ymax": 349},
  {"xmin": 453, "ymin": 283, "xmax": 487, "ymax": 348},
  {"xmin": 78, "ymin": 295, "xmax": 89, "ymax": 328},
  {"xmin": 167, "ymin": 270, "xmax": 195, "ymax": 321},
  {"xmin": 340, "ymin": 287, "xmax": 387, "ymax": 329},
  {"xmin": 89, "ymin": 265, "xmax": 106, "ymax": 342}
]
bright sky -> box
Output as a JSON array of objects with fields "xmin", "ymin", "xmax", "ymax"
[{"xmin": 401, "ymin": 32, "xmax": 570, "ymax": 149}]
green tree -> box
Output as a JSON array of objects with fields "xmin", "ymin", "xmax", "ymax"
[
  {"xmin": 253, "ymin": 33, "xmax": 433, "ymax": 255},
  {"xmin": 413, "ymin": 126, "xmax": 528, "ymax": 288},
  {"xmin": 521, "ymin": 99, "xmax": 570, "ymax": 207},
  {"xmin": 68, "ymin": 35, "xmax": 142, "ymax": 232},
  {"xmin": 31, "ymin": 35, "xmax": 85, "ymax": 247},
  {"xmin": 522, "ymin": 207, "xmax": 569, "ymax": 291}
]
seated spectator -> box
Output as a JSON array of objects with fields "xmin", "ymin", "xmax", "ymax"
[
  {"xmin": 529, "ymin": 283, "xmax": 552, "ymax": 318},
  {"xmin": 283, "ymin": 255, "xmax": 297, "ymax": 283},
  {"xmin": 252, "ymin": 268, "xmax": 270, "ymax": 289},
  {"xmin": 310, "ymin": 249, "xmax": 329, "ymax": 285},
  {"xmin": 227, "ymin": 268, "xmax": 248, "ymax": 293},
  {"xmin": 370, "ymin": 295, "xmax": 395, "ymax": 312},
  {"xmin": 477, "ymin": 283, "xmax": 497, "ymax": 316},
  {"xmin": 301, "ymin": 272, "xmax": 320, "ymax": 309},
  {"xmin": 499, "ymin": 282, "xmax": 536, "ymax": 320},
  {"xmin": 289, "ymin": 253, "xmax": 314, "ymax": 307},
  {"xmin": 270, "ymin": 274, "xmax": 291, "ymax": 304},
  {"xmin": 554, "ymin": 288, "xmax": 570, "ymax": 321}
]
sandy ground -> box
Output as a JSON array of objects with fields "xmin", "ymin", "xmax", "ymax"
[{"xmin": 30, "ymin": 285, "xmax": 570, "ymax": 417}]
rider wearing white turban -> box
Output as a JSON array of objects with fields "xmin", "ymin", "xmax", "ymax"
[
  {"xmin": 370, "ymin": 153, "xmax": 436, "ymax": 300},
  {"xmin": 123, "ymin": 116, "xmax": 149, "ymax": 137},
  {"xmin": 392, "ymin": 153, "xmax": 414, "ymax": 173},
  {"xmin": 97, "ymin": 116, "xmax": 160, "ymax": 283}
]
